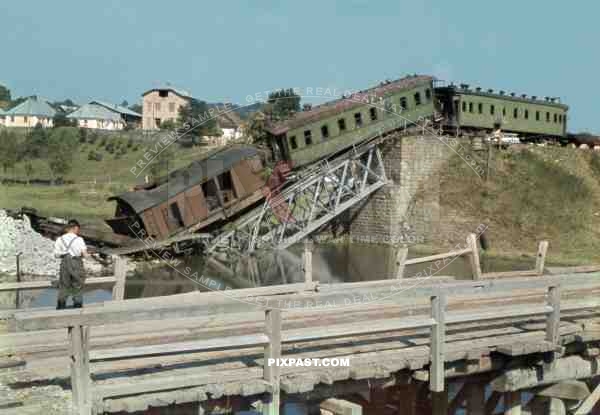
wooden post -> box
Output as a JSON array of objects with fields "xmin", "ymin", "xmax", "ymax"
[
  {"xmin": 467, "ymin": 233, "xmax": 482, "ymax": 280},
  {"xmin": 395, "ymin": 244, "xmax": 408, "ymax": 279},
  {"xmin": 466, "ymin": 382, "xmax": 485, "ymax": 414},
  {"xmin": 503, "ymin": 391, "xmax": 521, "ymax": 415},
  {"xmin": 546, "ymin": 284, "xmax": 560, "ymax": 346},
  {"xmin": 111, "ymin": 256, "xmax": 127, "ymax": 301},
  {"xmin": 69, "ymin": 325, "xmax": 91, "ymax": 415},
  {"xmin": 431, "ymin": 391, "xmax": 448, "ymax": 415},
  {"xmin": 263, "ymin": 309, "xmax": 282, "ymax": 415},
  {"xmin": 303, "ymin": 239, "xmax": 313, "ymax": 285},
  {"xmin": 429, "ymin": 292, "xmax": 446, "ymax": 392},
  {"xmin": 536, "ymin": 241, "xmax": 549, "ymax": 275}
]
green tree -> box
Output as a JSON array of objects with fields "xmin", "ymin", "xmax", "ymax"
[
  {"xmin": 0, "ymin": 130, "xmax": 19, "ymax": 174},
  {"xmin": 0, "ymin": 84, "xmax": 11, "ymax": 102},
  {"xmin": 129, "ymin": 103, "xmax": 142, "ymax": 114},
  {"xmin": 160, "ymin": 119, "xmax": 177, "ymax": 131},
  {"xmin": 47, "ymin": 127, "xmax": 79, "ymax": 182},
  {"xmin": 266, "ymin": 88, "xmax": 301, "ymax": 121},
  {"xmin": 245, "ymin": 111, "xmax": 268, "ymax": 144},
  {"xmin": 120, "ymin": 100, "xmax": 129, "ymax": 108},
  {"xmin": 23, "ymin": 124, "xmax": 49, "ymax": 159},
  {"xmin": 177, "ymin": 98, "xmax": 217, "ymax": 138},
  {"xmin": 53, "ymin": 112, "xmax": 76, "ymax": 128}
]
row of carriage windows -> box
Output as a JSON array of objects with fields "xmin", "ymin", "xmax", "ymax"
[
  {"xmin": 289, "ymin": 89, "xmax": 432, "ymax": 150},
  {"xmin": 461, "ymin": 101, "xmax": 564, "ymax": 124}
]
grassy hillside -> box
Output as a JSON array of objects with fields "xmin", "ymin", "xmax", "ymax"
[
  {"xmin": 440, "ymin": 145, "xmax": 600, "ymax": 263},
  {"xmin": 0, "ymin": 129, "xmax": 217, "ymax": 226}
]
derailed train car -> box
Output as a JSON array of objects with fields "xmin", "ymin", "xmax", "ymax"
[{"xmin": 106, "ymin": 146, "xmax": 266, "ymax": 240}]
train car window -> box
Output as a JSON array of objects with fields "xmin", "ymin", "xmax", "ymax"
[
  {"xmin": 425, "ymin": 89, "xmax": 432, "ymax": 101},
  {"xmin": 304, "ymin": 130, "xmax": 312, "ymax": 145},
  {"xmin": 558, "ymin": 115, "xmax": 562, "ymax": 124},
  {"xmin": 462, "ymin": 101, "xmax": 467, "ymax": 112},
  {"xmin": 554, "ymin": 113, "xmax": 558, "ymax": 123},
  {"xmin": 414, "ymin": 92, "xmax": 422, "ymax": 106},
  {"xmin": 321, "ymin": 124, "xmax": 329, "ymax": 138},
  {"xmin": 400, "ymin": 97, "xmax": 408, "ymax": 110},
  {"xmin": 369, "ymin": 107, "xmax": 378, "ymax": 121},
  {"xmin": 546, "ymin": 112, "xmax": 550, "ymax": 122},
  {"xmin": 490, "ymin": 105, "xmax": 495, "ymax": 115},
  {"xmin": 478, "ymin": 103, "xmax": 483, "ymax": 114},
  {"xmin": 469, "ymin": 102, "xmax": 473, "ymax": 113},
  {"xmin": 289, "ymin": 135, "xmax": 298, "ymax": 150},
  {"xmin": 338, "ymin": 118, "xmax": 346, "ymax": 131},
  {"xmin": 513, "ymin": 108, "xmax": 518, "ymax": 119},
  {"xmin": 536, "ymin": 111, "xmax": 540, "ymax": 121},
  {"xmin": 524, "ymin": 109, "xmax": 529, "ymax": 119},
  {"xmin": 354, "ymin": 112, "xmax": 363, "ymax": 127},
  {"xmin": 502, "ymin": 107, "xmax": 506, "ymax": 117}
]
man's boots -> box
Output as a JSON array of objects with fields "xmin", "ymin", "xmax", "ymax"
[{"xmin": 56, "ymin": 300, "xmax": 66, "ymax": 310}]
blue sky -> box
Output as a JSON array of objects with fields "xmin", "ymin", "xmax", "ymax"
[{"xmin": 1, "ymin": 0, "xmax": 597, "ymax": 131}]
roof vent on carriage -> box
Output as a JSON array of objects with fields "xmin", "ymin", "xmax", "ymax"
[
  {"xmin": 521, "ymin": 94, "xmax": 527, "ymax": 99},
  {"xmin": 460, "ymin": 83, "xmax": 469, "ymax": 90},
  {"xmin": 499, "ymin": 90, "xmax": 505, "ymax": 95},
  {"xmin": 487, "ymin": 89, "xmax": 494, "ymax": 94},
  {"xmin": 303, "ymin": 103, "xmax": 313, "ymax": 112}
]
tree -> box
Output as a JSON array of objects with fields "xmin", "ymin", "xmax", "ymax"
[
  {"xmin": 23, "ymin": 123, "xmax": 48, "ymax": 159},
  {"xmin": 245, "ymin": 111, "xmax": 268, "ymax": 144},
  {"xmin": 53, "ymin": 112, "xmax": 76, "ymax": 128},
  {"xmin": 160, "ymin": 119, "xmax": 177, "ymax": 131},
  {"xmin": 266, "ymin": 88, "xmax": 301, "ymax": 121},
  {"xmin": 177, "ymin": 98, "xmax": 217, "ymax": 139},
  {"xmin": 0, "ymin": 130, "xmax": 19, "ymax": 174},
  {"xmin": 120, "ymin": 100, "xmax": 129, "ymax": 108},
  {"xmin": 47, "ymin": 127, "xmax": 79, "ymax": 182},
  {"xmin": 129, "ymin": 103, "xmax": 142, "ymax": 114},
  {"xmin": 0, "ymin": 84, "xmax": 11, "ymax": 103}
]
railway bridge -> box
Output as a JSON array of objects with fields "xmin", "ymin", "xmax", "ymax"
[{"xmin": 1, "ymin": 261, "xmax": 600, "ymax": 415}]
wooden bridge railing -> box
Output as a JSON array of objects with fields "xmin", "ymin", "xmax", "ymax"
[{"xmin": 9, "ymin": 276, "xmax": 582, "ymax": 415}]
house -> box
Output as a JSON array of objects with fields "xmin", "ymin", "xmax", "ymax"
[
  {"xmin": 68, "ymin": 101, "xmax": 141, "ymax": 130},
  {"xmin": 4, "ymin": 96, "xmax": 56, "ymax": 128},
  {"xmin": 142, "ymin": 86, "xmax": 191, "ymax": 130},
  {"xmin": 206, "ymin": 110, "xmax": 244, "ymax": 145}
]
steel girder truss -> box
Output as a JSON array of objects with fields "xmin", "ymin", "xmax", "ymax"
[{"xmin": 205, "ymin": 144, "xmax": 388, "ymax": 262}]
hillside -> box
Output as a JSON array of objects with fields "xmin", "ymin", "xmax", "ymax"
[{"xmin": 439, "ymin": 145, "xmax": 600, "ymax": 263}]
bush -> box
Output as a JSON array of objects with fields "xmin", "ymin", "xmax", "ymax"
[
  {"xmin": 127, "ymin": 138, "xmax": 134, "ymax": 148},
  {"xmin": 87, "ymin": 151, "xmax": 103, "ymax": 161},
  {"xmin": 99, "ymin": 137, "xmax": 107, "ymax": 147}
]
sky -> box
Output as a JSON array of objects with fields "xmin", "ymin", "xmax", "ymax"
[{"xmin": 0, "ymin": 0, "xmax": 598, "ymax": 131}]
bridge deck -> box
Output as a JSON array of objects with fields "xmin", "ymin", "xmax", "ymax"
[{"xmin": 1, "ymin": 273, "xmax": 600, "ymax": 414}]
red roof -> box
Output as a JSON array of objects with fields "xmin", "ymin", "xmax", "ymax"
[{"xmin": 266, "ymin": 75, "xmax": 434, "ymax": 135}]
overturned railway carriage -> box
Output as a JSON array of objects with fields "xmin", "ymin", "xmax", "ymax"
[
  {"xmin": 435, "ymin": 84, "xmax": 568, "ymax": 139},
  {"xmin": 106, "ymin": 146, "xmax": 266, "ymax": 240},
  {"xmin": 266, "ymin": 75, "xmax": 436, "ymax": 167}
]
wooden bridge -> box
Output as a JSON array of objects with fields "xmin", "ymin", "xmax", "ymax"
[{"xmin": 1, "ymin": 258, "xmax": 600, "ymax": 414}]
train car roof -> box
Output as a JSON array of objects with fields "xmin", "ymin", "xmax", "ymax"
[
  {"xmin": 109, "ymin": 145, "xmax": 259, "ymax": 214},
  {"xmin": 266, "ymin": 74, "xmax": 435, "ymax": 135}
]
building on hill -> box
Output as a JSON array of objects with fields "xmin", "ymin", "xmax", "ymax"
[
  {"xmin": 142, "ymin": 86, "xmax": 191, "ymax": 130},
  {"xmin": 212, "ymin": 110, "xmax": 243, "ymax": 143},
  {"xmin": 4, "ymin": 96, "xmax": 56, "ymax": 128},
  {"xmin": 68, "ymin": 101, "xmax": 141, "ymax": 130}
]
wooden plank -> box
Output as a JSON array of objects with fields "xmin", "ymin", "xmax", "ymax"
[
  {"xmin": 394, "ymin": 245, "xmax": 408, "ymax": 279},
  {"xmin": 467, "ymin": 233, "xmax": 482, "ymax": 280},
  {"xmin": 404, "ymin": 248, "xmax": 471, "ymax": 265},
  {"xmin": 95, "ymin": 367, "xmax": 264, "ymax": 399},
  {"xmin": 90, "ymin": 333, "xmax": 269, "ymax": 361},
  {"xmin": 536, "ymin": 241, "xmax": 549, "ymax": 275},
  {"xmin": 320, "ymin": 398, "xmax": 362, "ymax": 415},
  {"xmin": 111, "ymin": 256, "xmax": 127, "ymax": 301},
  {"xmin": 574, "ymin": 382, "xmax": 600, "ymax": 415},
  {"xmin": 485, "ymin": 391, "xmax": 502, "ymax": 415},
  {"xmin": 447, "ymin": 305, "xmax": 553, "ymax": 325},
  {"xmin": 264, "ymin": 309, "xmax": 282, "ymax": 415},
  {"xmin": 466, "ymin": 382, "xmax": 486, "ymax": 414},
  {"xmin": 547, "ymin": 265, "xmax": 600, "ymax": 275},
  {"xmin": 69, "ymin": 325, "xmax": 91, "ymax": 415},
  {"xmin": 0, "ymin": 276, "xmax": 117, "ymax": 292},
  {"xmin": 282, "ymin": 317, "xmax": 435, "ymax": 343},
  {"xmin": 429, "ymin": 293, "xmax": 445, "ymax": 392},
  {"xmin": 546, "ymin": 285, "xmax": 560, "ymax": 345},
  {"xmin": 304, "ymin": 240, "xmax": 313, "ymax": 285},
  {"xmin": 480, "ymin": 270, "xmax": 539, "ymax": 279}
]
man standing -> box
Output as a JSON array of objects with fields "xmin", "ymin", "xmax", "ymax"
[{"xmin": 53, "ymin": 219, "xmax": 89, "ymax": 309}]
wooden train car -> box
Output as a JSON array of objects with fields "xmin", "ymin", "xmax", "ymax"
[
  {"xmin": 435, "ymin": 84, "xmax": 568, "ymax": 139},
  {"xmin": 106, "ymin": 146, "xmax": 266, "ymax": 240},
  {"xmin": 266, "ymin": 75, "xmax": 436, "ymax": 167}
]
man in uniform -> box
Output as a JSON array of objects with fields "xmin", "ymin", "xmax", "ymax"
[{"xmin": 53, "ymin": 219, "xmax": 89, "ymax": 309}]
